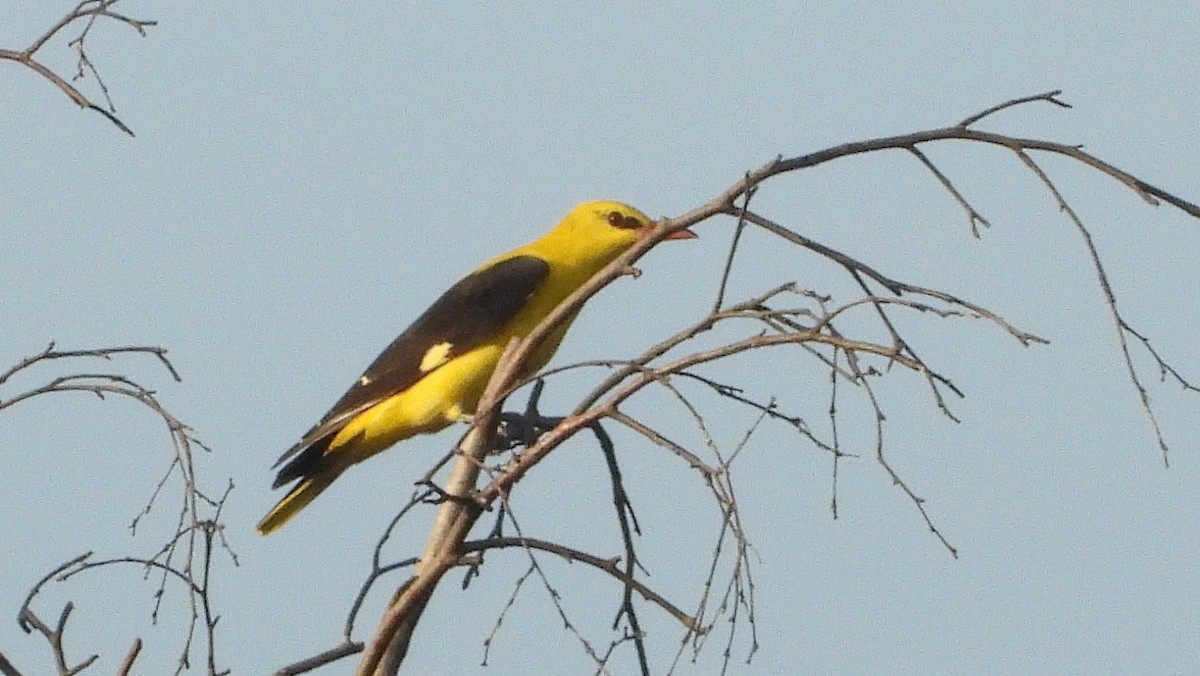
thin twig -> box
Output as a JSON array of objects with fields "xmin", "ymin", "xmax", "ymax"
[
  {"xmin": 1, "ymin": 1, "xmax": 156, "ymax": 134},
  {"xmin": 347, "ymin": 91, "xmax": 1200, "ymax": 673},
  {"xmin": 957, "ymin": 89, "xmax": 1071, "ymax": 128},
  {"xmin": 461, "ymin": 537, "xmax": 698, "ymax": 631}
]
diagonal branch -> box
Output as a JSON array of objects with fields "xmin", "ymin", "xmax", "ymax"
[
  {"xmin": 461, "ymin": 537, "xmax": 698, "ymax": 631},
  {"xmin": 1, "ymin": 1, "xmax": 156, "ymax": 135},
  {"xmin": 350, "ymin": 90, "xmax": 1200, "ymax": 674}
]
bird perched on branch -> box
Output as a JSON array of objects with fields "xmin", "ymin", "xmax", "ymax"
[{"xmin": 256, "ymin": 201, "xmax": 696, "ymax": 535}]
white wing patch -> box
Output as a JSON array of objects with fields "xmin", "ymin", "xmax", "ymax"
[
  {"xmin": 358, "ymin": 375, "xmax": 371, "ymax": 386},
  {"xmin": 419, "ymin": 341, "xmax": 454, "ymax": 373}
]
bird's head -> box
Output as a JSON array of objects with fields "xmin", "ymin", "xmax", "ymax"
[{"xmin": 549, "ymin": 200, "xmax": 696, "ymax": 263}]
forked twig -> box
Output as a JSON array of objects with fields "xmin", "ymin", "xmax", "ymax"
[
  {"xmin": 319, "ymin": 91, "xmax": 1200, "ymax": 675},
  {"xmin": 1, "ymin": 1, "xmax": 156, "ymax": 134}
]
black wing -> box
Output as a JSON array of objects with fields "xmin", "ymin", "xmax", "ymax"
[{"xmin": 269, "ymin": 255, "xmax": 550, "ymax": 483}]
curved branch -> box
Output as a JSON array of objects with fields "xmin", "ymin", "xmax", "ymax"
[
  {"xmin": 5, "ymin": 343, "xmax": 232, "ymax": 676},
  {"xmin": 354, "ymin": 91, "xmax": 1200, "ymax": 673},
  {"xmin": 1, "ymin": 1, "xmax": 156, "ymax": 135},
  {"xmin": 459, "ymin": 535, "xmax": 702, "ymax": 652}
]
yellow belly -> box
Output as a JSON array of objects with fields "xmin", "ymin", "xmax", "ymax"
[
  {"xmin": 322, "ymin": 312, "xmax": 573, "ymax": 470},
  {"xmin": 328, "ymin": 344, "xmax": 504, "ymax": 464}
]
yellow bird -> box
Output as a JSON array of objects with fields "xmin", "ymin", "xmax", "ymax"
[{"xmin": 256, "ymin": 201, "xmax": 696, "ymax": 534}]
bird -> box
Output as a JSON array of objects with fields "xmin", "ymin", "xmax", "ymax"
[{"xmin": 256, "ymin": 201, "xmax": 696, "ymax": 535}]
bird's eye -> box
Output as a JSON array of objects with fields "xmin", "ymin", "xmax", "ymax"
[{"xmin": 607, "ymin": 211, "xmax": 641, "ymax": 230}]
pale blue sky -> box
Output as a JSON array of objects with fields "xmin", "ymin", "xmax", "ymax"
[{"xmin": 3, "ymin": 3, "xmax": 1198, "ymax": 674}]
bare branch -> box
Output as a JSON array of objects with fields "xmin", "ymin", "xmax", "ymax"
[
  {"xmin": 342, "ymin": 91, "xmax": 1200, "ymax": 673},
  {"xmin": 956, "ymin": 89, "xmax": 1072, "ymax": 128},
  {"xmin": 355, "ymin": 338, "xmax": 526, "ymax": 675},
  {"xmin": 116, "ymin": 639, "xmax": 142, "ymax": 676},
  {"xmin": 0, "ymin": 652, "xmax": 24, "ymax": 676},
  {"xmin": 712, "ymin": 185, "xmax": 756, "ymax": 311},
  {"xmin": 273, "ymin": 641, "xmax": 364, "ymax": 676},
  {"xmin": 1, "ymin": 1, "xmax": 157, "ymax": 135},
  {"xmin": 906, "ymin": 145, "xmax": 993, "ymax": 237},
  {"xmin": 1011, "ymin": 147, "xmax": 1176, "ymax": 465},
  {"xmin": 17, "ymin": 604, "xmax": 98, "ymax": 676},
  {"xmin": 5, "ymin": 342, "xmax": 231, "ymax": 675},
  {"xmin": 489, "ymin": 501, "xmax": 615, "ymax": 673}
]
